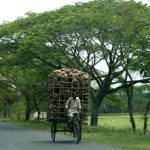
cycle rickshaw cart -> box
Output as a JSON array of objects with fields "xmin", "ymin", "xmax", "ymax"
[{"xmin": 48, "ymin": 69, "xmax": 90, "ymax": 144}]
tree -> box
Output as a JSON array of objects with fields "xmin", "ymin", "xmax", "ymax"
[
  {"xmin": 0, "ymin": 65, "xmax": 47, "ymax": 120},
  {"xmin": 0, "ymin": 83, "xmax": 18, "ymax": 117},
  {"xmin": 0, "ymin": 12, "xmax": 67, "ymax": 120},
  {"xmin": 42, "ymin": 0, "xmax": 150, "ymax": 125},
  {"xmin": 142, "ymin": 85, "xmax": 150, "ymax": 135},
  {"xmin": 0, "ymin": 0, "xmax": 150, "ymax": 126}
]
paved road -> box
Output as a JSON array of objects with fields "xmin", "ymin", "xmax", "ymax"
[{"xmin": 0, "ymin": 122, "xmax": 124, "ymax": 150}]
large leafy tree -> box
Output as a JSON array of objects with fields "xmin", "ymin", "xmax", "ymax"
[
  {"xmin": 40, "ymin": 0, "xmax": 150, "ymax": 125},
  {"xmin": 0, "ymin": 7, "xmax": 83, "ymax": 120},
  {"xmin": 0, "ymin": 12, "xmax": 68, "ymax": 120},
  {"xmin": 0, "ymin": 0, "xmax": 150, "ymax": 126}
]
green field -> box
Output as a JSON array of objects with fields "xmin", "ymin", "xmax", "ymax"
[
  {"xmin": 83, "ymin": 114, "xmax": 150, "ymax": 150},
  {"xmin": 94, "ymin": 114, "xmax": 150, "ymax": 129}
]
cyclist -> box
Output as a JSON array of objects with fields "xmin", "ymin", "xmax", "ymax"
[{"xmin": 65, "ymin": 92, "xmax": 82, "ymax": 131}]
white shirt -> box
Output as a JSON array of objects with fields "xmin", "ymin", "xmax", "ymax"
[{"xmin": 65, "ymin": 97, "xmax": 82, "ymax": 111}]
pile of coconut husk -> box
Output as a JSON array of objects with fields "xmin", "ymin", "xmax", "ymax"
[{"xmin": 49, "ymin": 69, "xmax": 89, "ymax": 79}]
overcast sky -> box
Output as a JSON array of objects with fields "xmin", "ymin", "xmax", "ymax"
[
  {"xmin": 0, "ymin": 0, "xmax": 89, "ymax": 23},
  {"xmin": 0, "ymin": 0, "xmax": 149, "ymax": 24}
]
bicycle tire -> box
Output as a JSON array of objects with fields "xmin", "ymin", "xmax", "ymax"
[
  {"xmin": 51, "ymin": 122, "xmax": 56, "ymax": 142},
  {"xmin": 74, "ymin": 120, "xmax": 82, "ymax": 144}
]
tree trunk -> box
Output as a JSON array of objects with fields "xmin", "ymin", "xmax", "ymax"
[
  {"xmin": 91, "ymin": 92, "xmax": 105, "ymax": 126},
  {"xmin": 17, "ymin": 113, "xmax": 21, "ymax": 121},
  {"xmin": 25, "ymin": 103, "xmax": 31, "ymax": 121},
  {"xmin": 25, "ymin": 95, "xmax": 31, "ymax": 121},
  {"xmin": 143, "ymin": 100, "xmax": 150, "ymax": 135},
  {"xmin": 7, "ymin": 103, "xmax": 11, "ymax": 117},
  {"xmin": 128, "ymin": 102, "xmax": 136, "ymax": 132},
  {"xmin": 126, "ymin": 86, "xmax": 136, "ymax": 132},
  {"xmin": 3, "ymin": 101, "xmax": 7, "ymax": 117},
  {"xmin": 33, "ymin": 91, "xmax": 40, "ymax": 119}
]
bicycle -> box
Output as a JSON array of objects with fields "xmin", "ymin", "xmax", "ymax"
[
  {"xmin": 67, "ymin": 110, "xmax": 82, "ymax": 144},
  {"xmin": 50, "ymin": 111, "xmax": 82, "ymax": 144}
]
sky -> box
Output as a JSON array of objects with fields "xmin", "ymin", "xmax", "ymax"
[
  {"xmin": 0, "ymin": 0, "xmax": 149, "ymax": 24},
  {"xmin": 0, "ymin": 0, "xmax": 89, "ymax": 23}
]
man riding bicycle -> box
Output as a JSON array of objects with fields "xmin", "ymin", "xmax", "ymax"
[{"xmin": 65, "ymin": 92, "xmax": 82, "ymax": 131}]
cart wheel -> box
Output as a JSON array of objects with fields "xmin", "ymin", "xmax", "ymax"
[
  {"xmin": 51, "ymin": 122, "xmax": 56, "ymax": 142},
  {"xmin": 74, "ymin": 120, "xmax": 82, "ymax": 144}
]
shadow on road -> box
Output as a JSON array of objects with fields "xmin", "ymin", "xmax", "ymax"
[
  {"xmin": 31, "ymin": 140, "xmax": 77, "ymax": 145},
  {"xmin": 52, "ymin": 140, "xmax": 77, "ymax": 144}
]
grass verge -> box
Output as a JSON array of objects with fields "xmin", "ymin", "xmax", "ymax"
[{"xmin": 83, "ymin": 126, "xmax": 150, "ymax": 150}]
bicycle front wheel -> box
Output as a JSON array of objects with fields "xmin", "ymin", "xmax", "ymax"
[
  {"xmin": 51, "ymin": 121, "xmax": 57, "ymax": 142},
  {"xmin": 74, "ymin": 121, "xmax": 82, "ymax": 144}
]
